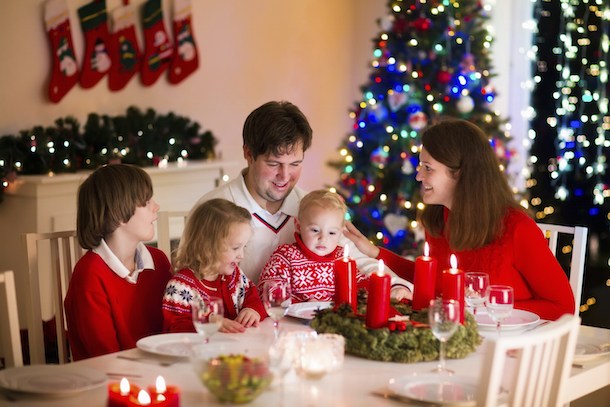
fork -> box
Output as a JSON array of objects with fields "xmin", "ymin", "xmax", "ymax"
[{"xmin": 117, "ymin": 355, "xmax": 175, "ymax": 367}]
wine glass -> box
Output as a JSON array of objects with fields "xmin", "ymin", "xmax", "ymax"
[
  {"xmin": 428, "ymin": 298, "xmax": 460, "ymax": 374},
  {"xmin": 485, "ymin": 285, "xmax": 514, "ymax": 336},
  {"xmin": 192, "ymin": 296, "xmax": 224, "ymax": 344},
  {"xmin": 261, "ymin": 280, "xmax": 292, "ymax": 340},
  {"xmin": 464, "ymin": 272, "xmax": 490, "ymax": 315}
]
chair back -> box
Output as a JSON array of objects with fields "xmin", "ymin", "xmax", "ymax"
[
  {"xmin": 156, "ymin": 210, "xmax": 189, "ymax": 259},
  {"xmin": 0, "ymin": 270, "xmax": 23, "ymax": 368},
  {"xmin": 22, "ymin": 231, "xmax": 83, "ymax": 364},
  {"xmin": 477, "ymin": 314, "xmax": 581, "ymax": 407},
  {"xmin": 537, "ymin": 223, "xmax": 588, "ymax": 314}
]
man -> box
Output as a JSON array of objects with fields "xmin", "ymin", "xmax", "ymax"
[{"xmin": 193, "ymin": 100, "xmax": 411, "ymax": 297}]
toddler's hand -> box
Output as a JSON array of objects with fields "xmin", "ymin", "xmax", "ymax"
[
  {"xmin": 219, "ymin": 317, "xmax": 246, "ymax": 333},
  {"xmin": 390, "ymin": 286, "xmax": 412, "ymax": 301},
  {"xmin": 235, "ymin": 308, "xmax": 261, "ymax": 328}
]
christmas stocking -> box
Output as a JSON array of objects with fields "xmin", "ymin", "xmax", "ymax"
[
  {"xmin": 108, "ymin": 3, "xmax": 141, "ymax": 91},
  {"xmin": 141, "ymin": 0, "xmax": 173, "ymax": 86},
  {"xmin": 168, "ymin": 0, "xmax": 199, "ymax": 84},
  {"xmin": 45, "ymin": 0, "xmax": 79, "ymax": 103},
  {"xmin": 78, "ymin": 0, "xmax": 112, "ymax": 88}
]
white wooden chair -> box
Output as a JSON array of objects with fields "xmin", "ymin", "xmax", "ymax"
[
  {"xmin": 477, "ymin": 314, "xmax": 581, "ymax": 407},
  {"xmin": 537, "ymin": 223, "xmax": 588, "ymax": 314},
  {"xmin": 156, "ymin": 210, "xmax": 189, "ymax": 259},
  {"xmin": 0, "ymin": 270, "xmax": 23, "ymax": 368},
  {"xmin": 22, "ymin": 230, "xmax": 83, "ymax": 364}
]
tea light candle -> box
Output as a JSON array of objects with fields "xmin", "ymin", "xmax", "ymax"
[
  {"xmin": 108, "ymin": 378, "xmax": 139, "ymax": 407},
  {"xmin": 412, "ymin": 242, "xmax": 437, "ymax": 310},
  {"xmin": 365, "ymin": 260, "xmax": 391, "ymax": 329},
  {"xmin": 334, "ymin": 244, "xmax": 358, "ymax": 312},
  {"xmin": 127, "ymin": 390, "xmax": 151, "ymax": 407},
  {"xmin": 441, "ymin": 254, "xmax": 465, "ymax": 324},
  {"xmin": 299, "ymin": 336, "xmax": 334, "ymax": 380},
  {"xmin": 147, "ymin": 376, "xmax": 180, "ymax": 407}
]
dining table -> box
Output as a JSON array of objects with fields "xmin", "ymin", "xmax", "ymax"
[{"xmin": 0, "ymin": 314, "xmax": 609, "ymax": 407}]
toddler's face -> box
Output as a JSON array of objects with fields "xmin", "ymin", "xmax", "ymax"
[
  {"xmin": 297, "ymin": 205, "xmax": 344, "ymax": 257},
  {"xmin": 218, "ymin": 222, "xmax": 252, "ymax": 275}
]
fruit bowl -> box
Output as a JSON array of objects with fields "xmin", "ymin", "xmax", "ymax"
[{"xmin": 191, "ymin": 343, "xmax": 272, "ymax": 404}]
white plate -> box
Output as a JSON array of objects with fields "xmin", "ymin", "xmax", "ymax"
[
  {"xmin": 0, "ymin": 365, "xmax": 105, "ymax": 396},
  {"xmin": 388, "ymin": 373, "xmax": 479, "ymax": 406},
  {"xmin": 475, "ymin": 309, "xmax": 540, "ymax": 331},
  {"xmin": 573, "ymin": 342, "xmax": 610, "ymax": 363},
  {"xmin": 286, "ymin": 301, "xmax": 333, "ymax": 320},
  {"xmin": 136, "ymin": 332, "xmax": 235, "ymax": 357}
]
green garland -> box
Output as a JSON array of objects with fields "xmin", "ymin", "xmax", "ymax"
[{"xmin": 310, "ymin": 291, "xmax": 482, "ymax": 363}]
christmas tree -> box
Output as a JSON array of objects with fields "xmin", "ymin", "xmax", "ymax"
[
  {"xmin": 528, "ymin": 1, "xmax": 609, "ymax": 321},
  {"xmin": 331, "ymin": 0, "xmax": 512, "ymax": 256}
]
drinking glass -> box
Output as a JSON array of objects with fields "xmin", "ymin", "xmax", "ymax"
[
  {"xmin": 192, "ymin": 296, "xmax": 224, "ymax": 343},
  {"xmin": 485, "ymin": 285, "xmax": 514, "ymax": 336},
  {"xmin": 428, "ymin": 298, "xmax": 460, "ymax": 374},
  {"xmin": 261, "ymin": 280, "xmax": 292, "ymax": 340},
  {"xmin": 464, "ymin": 272, "xmax": 490, "ymax": 315}
]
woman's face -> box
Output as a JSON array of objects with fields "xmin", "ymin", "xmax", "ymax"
[{"xmin": 415, "ymin": 147, "xmax": 458, "ymax": 210}]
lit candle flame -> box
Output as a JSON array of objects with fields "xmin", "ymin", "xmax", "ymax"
[
  {"xmin": 343, "ymin": 244, "xmax": 349, "ymax": 260},
  {"xmin": 423, "ymin": 241, "xmax": 430, "ymax": 257},
  {"xmin": 377, "ymin": 259, "xmax": 385, "ymax": 276},
  {"xmin": 450, "ymin": 254, "xmax": 458, "ymax": 269},
  {"xmin": 119, "ymin": 378, "xmax": 130, "ymax": 396},
  {"xmin": 155, "ymin": 375, "xmax": 166, "ymax": 393},
  {"xmin": 137, "ymin": 389, "xmax": 151, "ymax": 405}
]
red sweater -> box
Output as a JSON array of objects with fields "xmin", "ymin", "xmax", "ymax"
[
  {"xmin": 64, "ymin": 247, "xmax": 172, "ymax": 361},
  {"xmin": 162, "ymin": 267, "xmax": 267, "ymax": 333},
  {"xmin": 378, "ymin": 209, "xmax": 574, "ymax": 321}
]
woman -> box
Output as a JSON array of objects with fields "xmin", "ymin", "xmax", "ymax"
[{"xmin": 345, "ymin": 119, "xmax": 574, "ymax": 320}]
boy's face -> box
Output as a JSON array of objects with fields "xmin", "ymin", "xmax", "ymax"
[
  {"xmin": 120, "ymin": 199, "xmax": 159, "ymax": 243},
  {"xmin": 296, "ymin": 205, "xmax": 344, "ymax": 257},
  {"xmin": 218, "ymin": 222, "xmax": 252, "ymax": 276}
]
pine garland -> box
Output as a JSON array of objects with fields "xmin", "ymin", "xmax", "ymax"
[{"xmin": 310, "ymin": 291, "xmax": 482, "ymax": 363}]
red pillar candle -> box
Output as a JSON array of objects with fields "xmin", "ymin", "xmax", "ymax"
[
  {"xmin": 441, "ymin": 254, "xmax": 465, "ymax": 324},
  {"xmin": 366, "ymin": 260, "xmax": 391, "ymax": 329},
  {"xmin": 108, "ymin": 378, "xmax": 140, "ymax": 407},
  {"xmin": 334, "ymin": 244, "xmax": 358, "ymax": 312},
  {"xmin": 412, "ymin": 242, "xmax": 438, "ymax": 311},
  {"xmin": 147, "ymin": 376, "xmax": 180, "ymax": 407}
]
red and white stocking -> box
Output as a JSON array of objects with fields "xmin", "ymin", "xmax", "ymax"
[
  {"xmin": 45, "ymin": 0, "xmax": 79, "ymax": 103},
  {"xmin": 108, "ymin": 2, "xmax": 141, "ymax": 91},
  {"xmin": 141, "ymin": 0, "xmax": 173, "ymax": 86},
  {"xmin": 77, "ymin": 0, "xmax": 112, "ymax": 88},
  {"xmin": 168, "ymin": 0, "xmax": 199, "ymax": 84}
]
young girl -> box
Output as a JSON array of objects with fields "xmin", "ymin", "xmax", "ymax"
[
  {"xmin": 258, "ymin": 190, "xmax": 368, "ymax": 303},
  {"xmin": 64, "ymin": 164, "xmax": 172, "ymax": 361},
  {"xmin": 162, "ymin": 198, "xmax": 266, "ymax": 333}
]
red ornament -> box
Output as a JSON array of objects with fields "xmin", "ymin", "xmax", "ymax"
[
  {"xmin": 437, "ymin": 69, "xmax": 452, "ymax": 84},
  {"xmin": 412, "ymin": 17, "xmax": 432, "ymax": 31}
]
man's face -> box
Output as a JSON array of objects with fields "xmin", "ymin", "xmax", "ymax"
[{"xmin": 244, "ymin": 142, "xmax": 304, "ymax": 213}]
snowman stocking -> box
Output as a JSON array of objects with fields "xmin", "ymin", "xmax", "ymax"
[
  {"xmin": 141, "ymin": 0, "xmax": 172, "ymax": 86},
  {"xmin": 78, "ymin": 0, "xmax": 112, "ymax": 88},
  {"xmin": 108, "ymin": 3, "xmax": 141, "ymax": 91},
  {"xmin": 45, "ymin": 0, "xmax": 79, "ymax": 103},
  {"xmin": 168, "ymin": 0, "xmax": 199, "ymax": 84}
]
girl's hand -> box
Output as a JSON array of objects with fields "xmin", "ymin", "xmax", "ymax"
[
  {"xmin": 219, "ymin": 317, "xmax": 246, "ymax": 333},
  {"xmin": 235, "ymin": 308, "xmax": 261, "ymax": 328},
  {"xmin": 343, "ymin": 221, "xmax": 380, "ymax": 258}
]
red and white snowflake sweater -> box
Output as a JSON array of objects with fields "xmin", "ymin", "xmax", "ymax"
[
  {"xmin": 259, "ymin": 233, "xmax": 369, "ymax": 303},
  {"xmin": 162, "ymin": 267, "xmax": 267, "ymax": 333}
]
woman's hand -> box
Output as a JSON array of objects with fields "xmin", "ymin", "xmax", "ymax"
[
  {"xmin": 343, "ymin": 221, "xmax": 380, "ymax": 258},
  {"xmin": 219, "ymin": 317, "xmax": 246, "ymax": 333},
  {"xmin": 235, "ymin": 308, "xmax": 261, "ymax": 328}
]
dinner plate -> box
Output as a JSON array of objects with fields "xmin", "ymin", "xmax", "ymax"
[
  {"xmin": 136, "ymin": 332, "xmax": 236, "ymax": 357},
  {"xmin": 286, "ymin": 301, "xmax": 333, "ymax": 320},
  {"xmin": 475, "ymin": 309, "xmax": 540, "ymax": 331},
  {"xmin": 573, "ymin": 342, "xmax": 610, "ymax": 363},
  {"xmin": 388, "ymin": 373, "xmax": 479, "ymax": 406},
  {"xmin": 0, "ymin": 365, "xmax": 105, "ymax": 396}
]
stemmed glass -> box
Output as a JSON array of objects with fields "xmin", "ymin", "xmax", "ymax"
[
  {"xmin": 192, "ymin": 296, "xmax": 224, "ymax": 344},
  {"xmin": 261, "ymin": 280, "xmax": 292, "ymax": 340},
  {"xmin": 464, "ymin": 272, "xmax": 490, "ymax": 316},
  {"xmin": 428, "ymin": 298, "xmax": 460, "ymax": 374},
  {"xmin": 485, "ymin": 285, "xmax": 514, "ymax": 336}
]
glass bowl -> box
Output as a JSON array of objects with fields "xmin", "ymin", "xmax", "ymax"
[{"xmin": 191, "ymin": 342, "xmax": 272, "ymax": 404}]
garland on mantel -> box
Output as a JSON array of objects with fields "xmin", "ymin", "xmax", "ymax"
[{"xmin": 0, "ymin": 106, "xmax": 217, "ymax": 203}]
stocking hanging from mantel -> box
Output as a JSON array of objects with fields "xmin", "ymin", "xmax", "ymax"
[
  {"xmin": 45, "ymin": 0, "xmax": 79, "ymax": 103},
  {"xmin": 141, "ymin": 0, "xmax": 173, "ymax": 86},
  {"xmin": 168, "ymin": 0, "xmax": 199, "ymax": 84},
  {"xmin": 77, "ymin": 0, "xmax": 111, "ymax": 88},
  {"xmin": 108, "ymin": 1, "xmax": 141, "ymax": 91}
]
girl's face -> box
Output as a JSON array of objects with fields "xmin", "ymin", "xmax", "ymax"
[
  {"xmin": 415, "ymin": 148, "xmax": 458, "ymax": 210},
  {"xmin": 296, "ymin": 205, "xmax": 344, "ymax": 257},
  {"xmin": 217, "ymin": 222, "xmax": 252, "ymax": 276},
  {"xmin": 121, "ymin": 198, "xmax": 160, "ymax": 242}
]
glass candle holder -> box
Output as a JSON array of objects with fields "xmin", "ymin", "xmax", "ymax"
[{"xmin": 298, "ymin": 333, "xmax": 345, "ymax": 380}]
